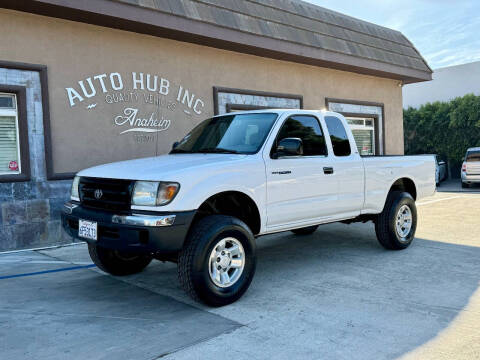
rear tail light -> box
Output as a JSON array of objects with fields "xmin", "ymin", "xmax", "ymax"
[{"xmin": 462, "ymin": 163, "xmax": 467, "ymax": 172}]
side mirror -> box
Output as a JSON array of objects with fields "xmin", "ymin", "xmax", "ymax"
[
  {"xmin": 276, "ymin": 138, "xmax": 303, "ymax": 157},
  {"xmin": 172, "ymin": 141, "xmax": 179, "ymax": 150},
  {"xmin": 438, "ymin": 161, "xmax": 445, "ymax": 166}
]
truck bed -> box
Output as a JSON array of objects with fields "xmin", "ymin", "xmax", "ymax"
[{"xmin": 361, "ymin": 155, "xmax": 436, "ymax": 213}]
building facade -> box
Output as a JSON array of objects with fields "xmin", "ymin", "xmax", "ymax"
[
  {"xmin": 0, "ymin": 0, "xmax": 432, "ymax": 251},
  {"xmin": 403, "ymin": 61, "xmax": 480, "ymax": 108}
]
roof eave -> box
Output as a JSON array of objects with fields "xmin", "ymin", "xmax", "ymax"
[{"xmin": 1, "ymin": 0, "xmax": 432, "ymax": 84}]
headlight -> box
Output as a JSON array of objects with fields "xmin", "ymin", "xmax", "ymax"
[
  {"xmin": 71, "ymin": 176, "xmax": 80, "ymax": 201},
  {"xmin": 132, "ymin": 181, "xmax": 179, "ymax": 206}
]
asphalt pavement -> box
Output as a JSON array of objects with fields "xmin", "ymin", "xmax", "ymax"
[{"xmin": 1, "ymin": 182, "xmax": 480, "ymax": 359}]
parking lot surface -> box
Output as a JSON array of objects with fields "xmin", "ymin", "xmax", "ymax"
[{"xmin": 1, "ymin": 182, "xmax": 480, "ymax": 360}]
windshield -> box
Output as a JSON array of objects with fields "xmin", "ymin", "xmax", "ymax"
[
  {"xmin": 171, "ymin": 113, "xmax": 278, "ymax": 154},
  {"xmin": 466, "ymin": 150, "xmax": 480, "ymax": 162}
]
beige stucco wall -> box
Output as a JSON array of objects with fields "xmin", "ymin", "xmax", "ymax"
[{"xmin": 0, "ymin": 9, "xmax": 404, "ymax": 174}]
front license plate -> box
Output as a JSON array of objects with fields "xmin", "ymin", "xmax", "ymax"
[{"xmin": 79, "ymin": 219, "xmax": 98, "ymax": 241}]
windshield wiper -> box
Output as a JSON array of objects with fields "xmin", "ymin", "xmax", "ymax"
[{"xmin": 198, "ymin": 147, "xmax": 240, "ymax": 154}]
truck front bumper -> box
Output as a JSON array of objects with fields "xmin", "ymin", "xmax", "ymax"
[{"xmin": 61, "ymin": 202, "xmax": 196, "ymax": 254}]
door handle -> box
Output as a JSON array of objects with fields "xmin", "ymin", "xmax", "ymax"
[{"xmin": 323, "ymin": 167, "xmax": 334, "ymax": 175}]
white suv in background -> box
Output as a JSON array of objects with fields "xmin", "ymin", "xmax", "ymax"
[{"xmin": 461, "ymin": 147, "xmax": 480, "ymax": 188}]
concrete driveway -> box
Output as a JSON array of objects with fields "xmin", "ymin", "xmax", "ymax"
[
  {"xmin": 1, "ymin": 188, "xmax": 480, "ymax": 360},
  {"xmin": 437, "ymin": 178, "xmax": 480, "ymax": 193}
]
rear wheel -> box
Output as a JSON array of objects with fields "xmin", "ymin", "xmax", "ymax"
[
  {"xmin": 178, "ymin": 215, "xmax": 256, "ymax": 307},
  {"xmin": 375, "ymin": 191, "xmax": 417, "ymax": 250},
  {"xmin": 88, "ymin": 244, "xmax": 152, "ymax": 276},
  {"xmin": 291, "ymin": 225, "xmax": 319, "ymax": 235}
]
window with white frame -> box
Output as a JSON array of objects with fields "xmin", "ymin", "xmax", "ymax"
[
  {"xmin": 0, "ymin": 93, "xmax": 21, "ymax": 175},
  {"xmin": 346, "ymin": 117, "xmax": 375, "ymax": 156}
]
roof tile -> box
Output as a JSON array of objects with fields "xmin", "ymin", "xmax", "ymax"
[{"xmin": 112, "ymin": 0, "xmax": 431, "ymax": 74}]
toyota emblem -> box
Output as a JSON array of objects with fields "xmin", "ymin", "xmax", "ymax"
[{"xmin": 94, "ymin": 189, "xmax": 103, "ymax": 200}]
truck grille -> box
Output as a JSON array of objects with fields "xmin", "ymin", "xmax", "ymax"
[{"xmin": 79, "ymin": 177, "xmax": 134, "ymax": 212}]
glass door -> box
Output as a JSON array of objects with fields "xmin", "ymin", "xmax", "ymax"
[{"xmin": 0, "ymin": 93, "xmax": 20, "ymax": 175}]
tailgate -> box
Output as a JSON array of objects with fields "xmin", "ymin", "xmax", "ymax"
[{"xmin": 466, "ymin": 162, "xmax": 480, "ymax": 175}]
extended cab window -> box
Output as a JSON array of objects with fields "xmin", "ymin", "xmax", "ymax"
[
  {"xmin": 275, "ymin": 115, "xmax": 327, "ymax": 156},
  {"xmin": 325, "ymin": 116, "xmax": 351, "ymax": 157}
]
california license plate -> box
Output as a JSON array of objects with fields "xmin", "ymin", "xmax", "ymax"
[{"xmin": 79, "ymin": 219, "xmax": 98, "ymax": 241}]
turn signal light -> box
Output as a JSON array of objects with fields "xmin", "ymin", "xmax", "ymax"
[
  {"xmin": 157, "ymin": 182, "xmax": 180, "ymax": 205},
  {"xmin": 164, "ymin": 185, "xmax": 178, "ymax": 201}
]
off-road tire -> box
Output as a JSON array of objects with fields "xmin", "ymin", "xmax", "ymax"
[
  {"xmin": 375, "ymin": 191, "xmax": 417, "ymax": 250},
  {"xmin": 88, "ymin": 244, "xmax": 152, "ymax": 276},
  {"xmin": 291, "ymin": 225, "xmax": 319, "ymax": 235},
  {"xmin": 178, "ymin": 215, "xmax": 256, "ymax": 307}
]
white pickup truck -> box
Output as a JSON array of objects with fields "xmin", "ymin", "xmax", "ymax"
[{"xmin": 62, "ymin": 110, "xmax": 435, "ymax": 306}]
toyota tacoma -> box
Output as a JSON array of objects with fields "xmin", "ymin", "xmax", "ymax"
[{"xmin": 62, "ymin": 110, "xmax": 436, "ymax": 306}]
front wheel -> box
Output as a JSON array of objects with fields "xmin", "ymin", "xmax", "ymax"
[
  {"xmin": 178, "ymin": 215, "xmax": 256, "ymax": 307},
  {"xmin": 375, "ymin": 191, "xmax": 417, "ymax": 250},
  {"xmin": 88, "ymin": 244, "xmax": 152, "ymax": 276}
]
